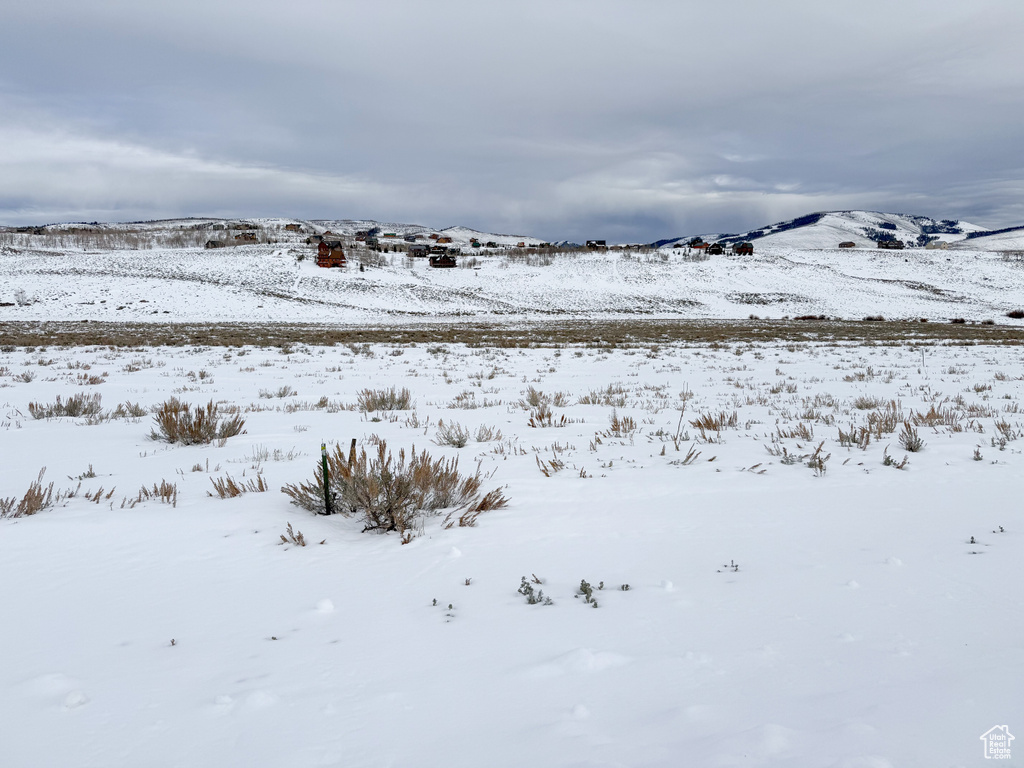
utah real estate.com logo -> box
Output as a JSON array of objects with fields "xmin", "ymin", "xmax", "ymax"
[{"xmin": 980, "ymin": 725, "xmax": 1014, "ymax": 760}]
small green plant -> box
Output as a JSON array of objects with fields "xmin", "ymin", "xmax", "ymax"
[
  {"xmin": 898, "ymin": 422, "xmax": 925, "ymax": 452},
  {"xmin": 882, "ymin": 447, "xmax": 909, "ymax": 470},
  {"xmin": 433, "ymin": 420, "xmax": 470, "ymax": 448},
  {"xmin": 518, "ymin": 576, "xmax": 553, "ymax": 605},
  {"xmin": 577, "ymin": 579, "xmax": 598, "ymax": 607}
]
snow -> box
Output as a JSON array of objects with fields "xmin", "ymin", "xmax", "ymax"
[
  {"xmin": 2, "ymin": 337, "xmax": 1023, "ymax": 767},
  {"xmin": 2, "ymin": 239, "xmax": 1023, "ymax": 323}
]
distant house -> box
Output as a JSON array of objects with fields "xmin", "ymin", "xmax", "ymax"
[
  {"xmin": 428, "ymin": 233, "xmax": 440, "ymax": 240},
  {"xmin": 316, "ymin": 240, "xmax": 346, "ymax": 268},
  {"xmin": 516, "ymin": 241, "xmax": 526, "ymax": 248},
  {"xmin": 732, "ymin": 242, "xmax": 754, "ymax": 256},
  {"xmin": 470, "ymin": 241, "xmax": 482, "ymax": 248},
  {"xmin": 925, "ymin": 240, "xmax": 949, "ymax": 250},
  {"xmin": 284, "ymin": 223, "xmax": 302, "ymax": 232},
  {"xmin": 878, "ymin": 239, "xmax": 905, "ymax": 250},
  {"xmin": 408, "ymin": 243, "xmax": 430, "ymax": 257},
  {"xmin": 838, "ymin": 241, "xmax": 856, "ymax": 249},
  {"xmin": 687, "ymin": 237, "xmax": 706, "ymax": 248},
  {"xmin": 365, "ymin": 236, "xmax": 379, "ymax": 249},
  {"xmin": 234, "ymin": 232, "xmax": 257, "ymax": 242},
  {"xmin": 436, "ymin": 236, "xmax": 453, "ymax": 244},
  {"xmin": 306, "ymin": 234, "xmax": 323, "ymax": 245},
  {"xmin": 204, "ymin": 240, "xmax": 227, "ymax": 249},
  {"xmin": 485, "ymin": 241, "xmax": 498, "ymax": 248},
  {"xmin": 382, "ymin": 233, "xmax": 398, "ymax": 239},
  {"xmin": 404, "ymin": 234, "xmax": 420, "ymax": 242},
  {"xmin": 586, "ymin": 240, "xmax": 607, "ymax": 249},
  {"xmin": 706, "ymin": 243, "xmax": 725, "ymax": 255},
  {"xmin": 429, "ymin": 253, "xmax": 458, "ymax": 268}
]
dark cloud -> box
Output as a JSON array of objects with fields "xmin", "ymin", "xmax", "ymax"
[{"xmin": 2, "ymin": 0, "xmax": 1023, "ymax": 240}]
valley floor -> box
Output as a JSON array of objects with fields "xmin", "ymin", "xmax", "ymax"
[{"xmin": 1, "ymin": 334, "xmax": 1022, "ymax": 766}]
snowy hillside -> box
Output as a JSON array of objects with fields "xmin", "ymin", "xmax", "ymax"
[
  {"xmin": 2, "ymin": 240, "xmax": 1024, "ymax": 324},
  {"xmin": 950, "ymin": 225, "xmax": 1024, "ymax": 252},
  {"xmin": 658, "ymin": 211, "xmax": 990, "ymax": 251}
]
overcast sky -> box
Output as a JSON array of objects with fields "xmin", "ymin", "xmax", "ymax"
[{"xmin": 2, "ymin": 0, "xmax": 1023, "ymax": 242}]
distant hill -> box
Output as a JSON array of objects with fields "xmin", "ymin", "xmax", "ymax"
[{"xmin": 655, "ymin": 211, "xmax": 992, "ymax": 250}]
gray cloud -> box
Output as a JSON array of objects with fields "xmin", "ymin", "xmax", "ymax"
[{"xmin": 2, "ymin": 0, "xmax": 1023, "ymax": 241}]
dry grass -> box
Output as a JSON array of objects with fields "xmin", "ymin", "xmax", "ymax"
[
  {"xmin": 28, "ymin": 393, "xmax": 103, "ymax": 419},
  {"xmin": 690, "ymin": 410, "xmax": 739, "ymax": 434},
  {"xmin": 120, "ymin": 480, "xmax": 178, "ymax": 508},
  {"xmin": 527, "ymin": 404, "xmax": 568, "ymax": 428},
  {"xmin": 474, "ymin": 424, "xmax": 503, "ymax": 442},
  {"xmin": 281, "ymin": 439, "xmax": 508, "ymax": 535},
  {"xmin": 4, "ymin": 318, "xmax": 1024, "ymax": 350},
  {"xmin": 208, "ymin": 473, "xmax": 269, "ymax": 499},
  {"xmin": 603, "ymin": 409, "xmax": 637, "ymax": 439},
  {"xmin": 577, "ymin": 383, "xmax": 628, "ymax": 407},
  {"xmin": 0, "ymin": 468, "xmax": 64, "ymax": 518},
  {"xmin": 150, "ymin": 398, "xmax": 246, "ymax": 445},
  {"xmin": 279, "ymin": 522, "xmax": 307, "ymax": 547},
  {"xmin": 357, "ymin": 386, "xmax": 413, "ymax": 411}
]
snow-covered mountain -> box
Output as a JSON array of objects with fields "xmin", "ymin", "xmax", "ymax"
[{"xmin": 656, "ymin": 211, "xmax": 991, "ymax": 250}]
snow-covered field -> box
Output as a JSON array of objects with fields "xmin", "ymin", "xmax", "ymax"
[
  {"xmin": 2, "ymin": 241, "xmax": 1024, "ymax": 323},
  {"xmin": 2, "ymin": 337, "xmax": 1022, "ymax": 767}
]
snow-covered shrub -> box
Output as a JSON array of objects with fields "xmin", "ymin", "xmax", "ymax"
[
  {"xmin": 518, "ymin": 577, "xmax": 552, "ymax": 605},
  {"xmin": 898, "ymin": 423, "xmax": 925, "ymax": 452},
  {"xmin": 28, "ymin": 393, "xmax": 104, "ymax": 419},
  {"xmin": 433, "ymin": 420, "xmax": 470, "ymax": 448},
  {"xmin": 281, "ymin": 439, "xmax": 508, "ymax": 534},
  {"xmin": 150, "ymin": 398, "xmax": 245, "ymax": 445},
  {"xmin": 356, "ymin": 386, "xmax": 413, "ymax": 411},
  {"xmin": 13, "ymin": 288, "xmax": 30, "ymax": 306}
]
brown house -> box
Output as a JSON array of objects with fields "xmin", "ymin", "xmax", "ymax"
[
  {"xmin": 284, "ymin": 223, "xmax": 302, "ymax": 232},
  {"xmin": 706, "ymin": 243, "xmax": 725, "ymax": 255},
  {"xmin": 732, "ymin": 242, "xmax": 754, "ymax": 255},
  {"xmin": 436, "ymin": 236, "xmax": 453, "ymax": 244},
  {"xmin": 838, "ymin": 241, "xmax": 856, "ymax": 249},
  {"xmin": 429, "ymin": 253, "xmax": 457, "ymax": 268},
  {"xmin": 878, "ymin": 239, "xmax": 905, "ymax": 250},
  {"xmin": 317, "ymin": 240, "xmax": 346, "ymax": 268},
  {"xmin": 234, "ymin": 232, "xmax": 257, "ymax": 242}
]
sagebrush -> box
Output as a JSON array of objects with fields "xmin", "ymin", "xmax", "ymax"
[
  {"xmin": 150, "ymin": 398, "xmax": 246, "ymax": 445},
  {"xmin": 281, "ymin": 439, "xmax": 508, "ymax": 534}
]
